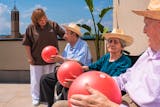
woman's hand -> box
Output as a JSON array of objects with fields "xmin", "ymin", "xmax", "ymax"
[
  {"xmin": 82, "ymin": 66, "xmax": 89, "ymax": 71},
  {"xmin": 28, "ymin": 57, "xmax": 35, "ymax": 65},
  {"xmin": 70, "ymin": 84, "xmax": 120, "ymax": 107}
]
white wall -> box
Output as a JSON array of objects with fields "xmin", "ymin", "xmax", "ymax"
[{"xmin": 113, "ymin": 0, "xmax": 150, "ymax": 55}]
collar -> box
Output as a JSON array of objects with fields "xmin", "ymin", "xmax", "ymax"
[
  {"xmin": 146, "ymin": 47, "xmax": 160, "ymax": 59},
  {"xmin": 69, "ymin": 38, "xmax": 81, "ymax": 50}
]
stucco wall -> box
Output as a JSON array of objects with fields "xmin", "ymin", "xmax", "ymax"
[
  {"xmin": 0, "ymin": 39, "xmax": 104, "ymax": 70},
  {"xmin": 113, "ymin": 0, "xmax": 150, "ymax": 55}
]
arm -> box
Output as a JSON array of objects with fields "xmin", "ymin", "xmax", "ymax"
[
  {"xmin": 22, "ymin": 26, "xmax": 34, "ymax": 65},
  {"xmin": 89, "ymin": 54, "xmax": 108, "ymax": 71},
  {"xmin": 53, "ymin": 21, "xmax": 65, "ymax": 38},
  {"xmin": 70, "ymin": 84, "xmax": 119, "ymax": 107},
  {"xmin": 24, "ymin": 46, "xmax": 35, "ymax": 65},
  {"xmin": 110, "ymin": 55, "xmax": 132, "ymax": 76},
  {"xmin": 50, "ymin": 54, "xmax": 81, "ymax": 64}
]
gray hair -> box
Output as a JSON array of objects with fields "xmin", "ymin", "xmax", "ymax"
[{"xmin": 119, "ymin": 39, "xmax": 126, "ymax": 48}]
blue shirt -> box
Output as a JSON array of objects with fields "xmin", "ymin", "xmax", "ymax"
[
  {"xmin": 62, "ymin": 38, "xmax": 92, "ymax": 66},
  {"xmin": 88, "ymin": 53, "xmax": 131, "ymax": 76}
]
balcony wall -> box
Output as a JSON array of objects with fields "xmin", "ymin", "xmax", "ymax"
[
  {"xmin": 0, "ymin": 38, "xmax": 105, "ymax": 83},
  {"xmin": 0, "ymin": 38, "xmax": 104, "ymax": 70}
]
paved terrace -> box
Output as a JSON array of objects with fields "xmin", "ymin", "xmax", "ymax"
[{"xmin": 0, "ymin": 84, "xmax": 46, "ymax": 107}]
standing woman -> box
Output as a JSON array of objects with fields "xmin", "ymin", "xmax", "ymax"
[{"xmin": 22, "ymin": 8, "xmax": 65, "ymax": 106}]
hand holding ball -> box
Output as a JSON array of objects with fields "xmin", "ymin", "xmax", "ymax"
[
  {"xmin": 41, "ymin": 45, "xmax": 58, "ymax": 63},
  {"xmin": 68, "ymin": 71, "xmax": 122, "ymax": 106},
  {"xmin": 57, "ymin": 61, "xmax": 83, "ymax": 88}
]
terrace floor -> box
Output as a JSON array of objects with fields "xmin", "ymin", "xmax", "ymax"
[{"xmin": 0, "ymin": 84, "xmax": 47, "ymax": 107}]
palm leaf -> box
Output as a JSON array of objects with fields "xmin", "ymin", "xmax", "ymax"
[
  {"xmin": 97, "ymin": 23, "xmax": 104, "ymax": 33},
  {"xmin": 85, "ymin": 0, "xmax": 94, "ymax": 12},
  {"xmin": 81, "ymin": 24, "xmax": 91, "ymax": 32},
  {"xmin": 99, "ymin": 7, "xmax": 113, "ymax": 18}
]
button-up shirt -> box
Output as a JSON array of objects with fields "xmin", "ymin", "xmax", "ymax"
[
  {"xmin": 62, "ymin": 38, "xmax": 92, "ymax": 66},
  {"xmin": 114, "ymin": 47, "xmax": 160, "ymax": 107}
]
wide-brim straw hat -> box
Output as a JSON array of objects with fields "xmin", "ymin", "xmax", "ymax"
[
  {"xmin": 103, "ymin": 28, "xmax": 133, "ymax": 47},
  {"xmin": 63, "ymin": 23, "xmax": 82, "ymax": 36},
  {"xmin": 132, "ymin": 0, "xmax": 160, "ymax": 20}
]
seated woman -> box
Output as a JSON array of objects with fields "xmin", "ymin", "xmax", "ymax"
[{"xmin": 83, "ymin": 28, "xmax": 133, "ymax": 76}]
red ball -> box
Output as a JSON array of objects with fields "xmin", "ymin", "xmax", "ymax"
[
  {"xmin": 41, "ymin": 45, "xmax": 58, "ymax": 63},
  {"xmin": 68, "ymin": 71, "xmax": 122, "ymax": 106},
  {"xmin": 57, "ymin": 61, "xmax": 83, "ymax": 88}
]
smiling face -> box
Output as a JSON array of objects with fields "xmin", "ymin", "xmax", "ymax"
[
  {"xmin": 143, "ymin": 17, "xmax": 160, "ymax": 51},
  {"xmin": 106, "ymin": 38, "xmax": 123, "ymax": 54}
]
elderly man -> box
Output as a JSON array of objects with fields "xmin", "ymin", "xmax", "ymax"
[
  {"xmin": 39, "ymin": 23, "xmax": 92, "ymax": 107},
  {"xmin": 69, "ymin": 0, "xmax": 160, "ymax": 107}
]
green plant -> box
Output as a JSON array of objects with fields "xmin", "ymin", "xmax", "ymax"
[{"xmin": 78, "ymin": 0, "xmax": 112, "ymax": 60}]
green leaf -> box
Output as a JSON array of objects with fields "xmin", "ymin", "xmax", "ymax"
[
  {"xmin": 102, "ymin": 27, "xmax": 109, "ymax": 37},
  {"xmin": 97, "ymin": 23, "xmax": 104, "ymax": 33},
  {"xmin": 99, "ymin": 7, "xmax": 113, "ymax": 18},
  {"xmin": 85, "ymin": 0, "xmax": 94, "ymax": 12},
  {"xmin": 81, "ymin": 24, "xmax": 91, "ymax": 32},
  {"xmin": 103, "ymin": 27, "xmax": 109, "ymax": 33},
  {"xmin": 77, "ymin": 24, "xmax": 82, "ymax": 27},
  {"xmin": 83, "ymin": 32, "xmax": 91, "ymax": 36}
]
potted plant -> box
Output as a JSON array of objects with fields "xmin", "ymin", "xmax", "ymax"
[{"xmin": 78, "ymin": 0, "xmax": 112, "ymax": 60}]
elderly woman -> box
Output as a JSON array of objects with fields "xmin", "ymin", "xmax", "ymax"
[{"xmin": 83, "ymin": 28, "xmax": 133, "ymax": 76}]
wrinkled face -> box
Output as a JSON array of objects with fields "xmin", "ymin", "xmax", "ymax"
[
  {"xmin": 63, "ymin": 30, "xmax": 76, "ymax": 43},
  {"xmin": 107, "ymin": 38, "xmax": 123, "ymax": 54},
  {"xmin": 38, "ymin": 16, "xmax": 47, "ymax": 27},
  {"xmin": 143, "ymin": 17, "xmax": 160, "ymax": 51}
]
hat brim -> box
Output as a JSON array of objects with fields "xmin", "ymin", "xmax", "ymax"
[
  {"xmin": 104, "ymin": 33, "xmax": 133, "ymax": 47},
  {"xmin": 132, "ymin": 10, "xmax": 160, "ymax": 20},
  {"xmin": 63, "ymin": 25, "xmax": 82, "ymax": 36}
]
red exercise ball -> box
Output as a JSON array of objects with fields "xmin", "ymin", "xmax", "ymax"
[
  {"xmin": 68, "ymin": 71, "xmax": 122, "ymax": 106},
  {"xmin": 41, "ymin": 45, "xmax": 58, "ymax": 63},
  {"xmin": 57, "ymin": 61, "xmax": 83, "ymax": 88}
]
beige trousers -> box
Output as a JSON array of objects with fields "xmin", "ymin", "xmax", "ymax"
[
  {"xmin": 52, "ymin": 94, "xmax": 139, "ymax": 107},
  {"xmin": 122, "ymin": 94, "xmax": 139, "ymax": 107}
]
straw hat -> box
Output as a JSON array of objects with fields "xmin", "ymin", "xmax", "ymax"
[
  {"xmin": 132, "ymin": 0, "xmax": 160, "ymax": 20},
  {"xmin": 103, "ymin": 28, "xmax": 133, "ymax": 47},
  {"xmin": 63, "ymin": 23, "xmax": 82, "ymax": 36}
]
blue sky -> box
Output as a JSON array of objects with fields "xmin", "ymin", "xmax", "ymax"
[{"xmin": 0, "ymin": 0, "xmax": 113, "ymax": 35}]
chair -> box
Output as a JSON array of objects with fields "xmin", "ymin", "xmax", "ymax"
[{"xmin": 128, "ymin": 55, "xmax": 140, "ymax": 66}]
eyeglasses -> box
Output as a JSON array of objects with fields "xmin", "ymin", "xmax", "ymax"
[
  {"xmin": 65, "ymin": 31, "xmax": 75, "ymax": 35},
  {"xmin": 107, "ymin": 39, "xmax": 120, "ymax": 44}
]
